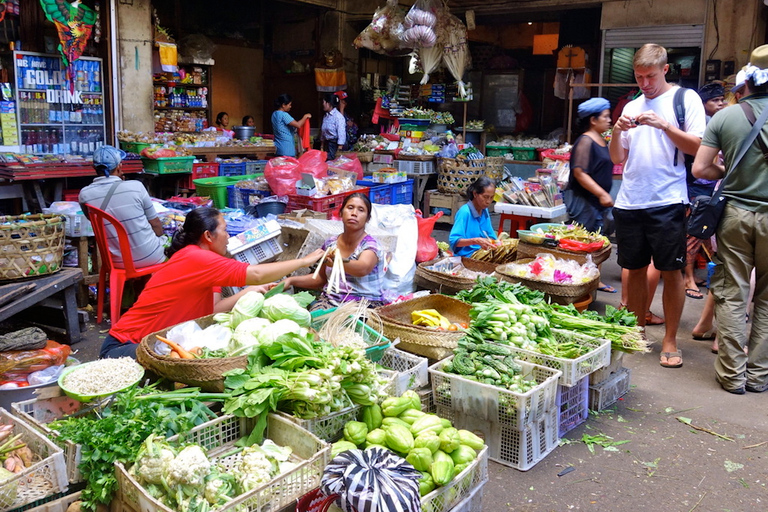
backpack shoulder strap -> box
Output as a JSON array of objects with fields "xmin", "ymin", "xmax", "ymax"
[
  {"xmin": 740, "ymin": 102, "xmax": 768, "ymax": 164},
  {"xmin": 673, "ymin": 87, "xmax": 687, "ymax": 129}
]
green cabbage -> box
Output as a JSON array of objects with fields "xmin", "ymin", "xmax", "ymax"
[
  {"xmin": 255, "ymin": 319, "xmax": 307, "ymax": 346},
  {"xmin": 232, "ymin": 317, "xmax": 272, "ymax": 355},
  {"xmin": 231, "ymin": 291, "xmax": 265, "ymax": 329},
  {"xmin": 260, "ymin": 294, "xmax": 311, "ymax": 327}
]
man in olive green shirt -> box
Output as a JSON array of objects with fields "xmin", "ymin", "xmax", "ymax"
[{"xmin": 692, "ymin": 45, "xmax": 768, "ymax": 395}]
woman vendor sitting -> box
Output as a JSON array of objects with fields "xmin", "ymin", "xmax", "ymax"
[
  {"xmin": 100, "ymin": 207, "xmax": 324, "ymax": 359},
  {"xmin": 449, "ymin": 177, "xmax": 499, "ymax": 257},
  {"xmin": 282, "ymin": 193, "xmax": 386, "ymax": 309}
]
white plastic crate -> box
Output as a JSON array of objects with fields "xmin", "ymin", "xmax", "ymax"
[
  {"xmin": 275, "ymin": 401, "xmax": 362, "ymax": 443},
  {"xmin": 499, "ymin": 329, "xmax": 611, "ymax": 387},
  {"xmin": 116, "ymin": 414, "xmax": 329, "ymax": 512},
  {"xmin": 557, "ymin": 376, "xmax": 588, "ymax": 437},
  {"xmin": 417, "ymin": 386, "xmax": 436, "ymax": 414},
  {"xmin": 589, "ymin": 367, "xmax": 631, "ymax": 411},
  {"xmin": 590, "ymin": 350, "xmax": 625, "ymax": 385},
  {"xmin": 0, "ymin": 408, "xmax": 69, "ymax": 510},
  {"xmin": 429, "ymin": 357, "xmax": 561, "ymax": 429},
  {"xmin": 16, "ymin": 490, "xmax": 83, "ymax": 512},
  {"xmin": 421, "ymin": 446, "xmax": 488, "ymax": 512},
  {"xmin": 437, "ymin": 405, "xmax": 559, "ymax": 472},
  {"xmin": 396, "ymin": 160, "xmax": 435, "ymax": 175},
  {"xmin": 231, "ymin": 236, "xmax": 283, "ymax": 264},
  {"xmin": 379, "ymin": 347, "xmax": 429, "ymax": 395},
  {"xmin": 12, "ymin": 394, "xmax": 88, "ymax": 484},
  {"xmin": 493, "ymin": 202, "xmax": 567, "ymax": 219},
  {"xmin": 448, "ymin": 482, "xmax": 484, "ymax": 512}
]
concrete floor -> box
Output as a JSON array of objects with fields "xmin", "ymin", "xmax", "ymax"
[{"xmin": 23, "ymin": 214, "xmax": 768, "ymax": 512}]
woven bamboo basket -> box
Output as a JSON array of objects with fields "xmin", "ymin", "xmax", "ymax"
[
  {"xmin": 0, "ymin": 214, "xmax": 66, "ymax": 281},
  {"xmin": 137, "ymin": 314, "xmax": 247, "ymax": 392},
  {"xmin": 516, "ymin": 241, "xmax": 613, "ymax": 266},
  {"xmin": 340, "ymin": 151, "xmax": 373, "ymax": 163},
  {"xmin": 397, "ymin": 154, "xmax": 437, "ymax": 161},
  {"xmin": 372, "ymin": 295, "xmax": 470, "ymax": 361},
  {"xmin": 495, "ymin": 259, "xmax": 600, "ymax": 305},
  {"xmin": 415, "ymin": 257, "xmax": 498, "ymax": 295},
  {"xmin": 484, "ymin": 156, "xmax": 505, "ymax": 181},
  {"xmin": 437, "ymin": 157, "xmax": 486, "ymax": 194}
]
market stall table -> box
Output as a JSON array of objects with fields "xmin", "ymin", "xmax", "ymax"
[
  {"xmin": 0, "ymin": 268, "xmax": 84, "ymax": 344},
  {"xmin": 494, "ymin": 202, "xmax": 567, "ymax": 236},
  {"xmin": 188, "ymin": 145, "xmax": 275, "ymax": 162}
]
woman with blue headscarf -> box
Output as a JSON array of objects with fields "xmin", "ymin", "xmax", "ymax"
[{"xmin": 565, "ymin": 97, "xmax": 615, "ymax": 234}]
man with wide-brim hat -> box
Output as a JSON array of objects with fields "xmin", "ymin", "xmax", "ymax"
[{"xmin": 692, "ymin": 44, "xmax": 768, "ymax": 394}]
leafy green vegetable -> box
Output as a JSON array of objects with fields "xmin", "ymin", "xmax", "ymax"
[
  {"xmin": 230, "ymin": 291, "xmax": 265, "ymax": 329},
  {"xmin": 261, "ymin": 294, "xmax": 311, "ymax": 327}
]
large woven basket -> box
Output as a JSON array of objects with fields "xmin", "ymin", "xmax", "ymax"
[
  {"xmin": 0, "ymin": 214, "xmax": 66, "ymax": 281},
  {"xmin": 340, "ymin": 151, "xmax": 373, "ymax": 163},
  {"xmin": 415, "ymin": 257, "xmax": 498, "ymax": 295},
  {"xmin": 373, "ymin": 294, "xmax": 470, "ymax": 361},
  {"xmin": 495, "ymin": 259, "xmax": 600, "ymax": 305},
  {"xmin": 137, "ymin": 314, "xmax": 247, "ymax": 392},
  {"xmin": 516, "ymin": 241, "xmax": 613, "ymax": 266},
  {"xmin": 484, "ymin": 156, "xmax": 505, "ymax": 181},
  {"xmin": 437, "ymin": 157, "xmax": 486, "ymax": 194}
]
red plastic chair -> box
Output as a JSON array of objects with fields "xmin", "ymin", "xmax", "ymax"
[{"xmin": 86, "ymin": 205, "xmax": 165, "ymax": 324}]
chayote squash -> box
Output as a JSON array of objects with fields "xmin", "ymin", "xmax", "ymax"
[
  {"xmin": 343, "ymin": 421, "xmax": 368, "ymax": 446},
  {"xmin": 385, "ymin": 424, "xmax": 415, "ymax": 453},
  {"xmin": 457, "ymin": 429, "xmax": 485, "ymax": 450},
  {"xmin": 361, "ymin": 404, "xmax": 383, "ymax": 431},
  {"xmin": 413, "ymin": 431, "xmax": 441, "ymax": 454},
  {"xmin": 331, "ymin": 440, "xmax": 358, "ymax": 459},
  {"xmin": 366, "ymin": 428, "xmax": 387, "ymax": 446},
  {"xmin": 438, "ymin": 427, "xmax": 460, "ymax": 453},
  {"xmin": 430, "ymin": 450, "xmax": 455, "ymax": 486},
  {"xmin": 401, "ymin": 390, "xmax": 422, "ymax": 411},
  {"xmin": 406, "ymin": 447, "xmax": 434, "ymax": 472},
  {"xmin": 399, "ymin": 408, "xmax": 426, "ymax": 425}
]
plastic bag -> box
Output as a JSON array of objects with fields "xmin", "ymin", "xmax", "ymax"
[
  {"xmin": 161, "ymin": 321, "xmax": 232, "ymax": 354},
  {"xmin": 414, "ymin": 209, "xmax": 444, "ymax": 263},
  {"xmin": 298, "ymin": 149, "xmax": 329, "ymax": 177},
  {"xmin": 327, "ymin": 155, "xmax": 364, "ymax": 180},
  {"xmin": 354, "ymin": 0, "xmax": 408, "ymax": 55},
  {"xmin": 264, "ymin": 156, "xmax": 301, "ymax": 196},
  {"xmin": 437, "ymin": 142, "xmax": 459, "ymax": 158},
  {"xmin": 0, "ymin": 341, "xmax": 71, "ymax": 379},
  {"xmin": 27, "ymin": 364, "xmax": 65, "ymax": 386}
]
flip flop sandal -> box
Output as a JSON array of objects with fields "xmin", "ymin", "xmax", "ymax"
[
  {"xmin": 645, "ymin": 311, "xmax": 665, "ymax": 325},
  {"xmin": 685, "ymin": 288, "xmax": 704, "ymax": 299},
  {"xmin": 692, "ymin": 329, "xmax": 716, "ymax": 340},
  {"xmin": 597, "ymin": 285, "xmax": 617, "ymax": 293},
  {"xmin": 660, "ymin": 350, "xmax": 683, "ymax": 368}
]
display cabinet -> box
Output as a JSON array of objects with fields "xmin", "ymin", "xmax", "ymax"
[{"xmin": 153, "ymin": 65, "xmax": 211, "ymax": 132}]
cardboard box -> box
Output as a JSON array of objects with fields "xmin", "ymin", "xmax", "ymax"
[
  {"xmin": 371, "ymin": 169, "xmax": 407, "ymax": 184},
  {"xmin": 424, "ymin": 190, "xmax": 466, "ymax": 225},
  {"xmin": 373, "ymin": 153, "xmax": 394, "ymax": 164}
]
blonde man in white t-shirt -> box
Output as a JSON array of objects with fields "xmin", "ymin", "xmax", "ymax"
[{"xmin": 609, "ymin": 43, "xmax": 707, "ymax": 369}]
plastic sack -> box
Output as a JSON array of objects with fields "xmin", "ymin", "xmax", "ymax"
[
  {"xmin": 438, "ymin": 142, "xmax": 459, "ymax": 158},
  {"xmin": 161, "ymin": 320, "xmax": 232, "ymax": 355},
  {"xmin": 0, "ymin": 340, "xmax": 71, "ymax": 379},
  {"xmin": 369, "ymin": 204, "xmax": 419, "ymax": 300},
  {"xmin": 298, "ymin": 149, "xmax": 329, "ymax": 178},
  {"xmin": 327, "ymin": 154, "xmax": 364, "ymax": 180},
  {"xmin": 27, "ymin": 364, "xmax": 65, "ymax": 386},
  {"xmin": 264, "ymin": 156, "xmax": 301, "ymax": 196},
  {"xmin": 322, "ymin": 447, "xmax": 422, "ymax": 512},
  {"xmin": 354, "ymin": 0, "xmax": 408, "ymax": 55},
  {"xmin": 415, "ymin": 209, "xmax": 444, "ymax": 263}
]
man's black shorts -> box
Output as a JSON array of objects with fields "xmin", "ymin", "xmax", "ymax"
[{"xmin": 614, "ymin": 204, "xmax": 687, "ymax": 271}]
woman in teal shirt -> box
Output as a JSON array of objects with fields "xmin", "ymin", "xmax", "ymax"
[
  {"xmin": 271, "ymin": 94, "xmax": 311, "ymax": 157},
  {"xmin": 449, "ymin": 177, "xmax": 498, "ymax": 257}
]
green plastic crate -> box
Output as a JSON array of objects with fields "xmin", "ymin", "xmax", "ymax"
[
  {"xmin": 512, "ymin": 147, "xmax": 537, "ymax": 161},
  {"xmin": 485, "ymin": 145, "xmax": 509, "ymax": 157},
  {"xmin": 141, "ymin": 156, "xmax": 195, "ymax": 174},
  {"xmin": 193, "ymin": 173, "xmax": 264, "ymax": 209},
  {"xmin": 310, "ymin": 308, "xmax": 392, "ymax": 361},
  {"xmin": 120, "ymin": 141, "xmax": 158, "ymax": 154}
]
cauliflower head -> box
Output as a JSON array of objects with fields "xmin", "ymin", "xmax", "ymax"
[
  {"xmin": 167, "ymin": 445, "xmax": 211, "ymax": 487},
  {"xmin": 236, "ymin": 447, "xmax": 274, "ymax": 491},
  {"xmin": 133, "ymin": 434, "xmax": 177, "ymax": 486}
]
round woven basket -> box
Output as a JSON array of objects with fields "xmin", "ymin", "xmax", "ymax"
[
  {"xmin": 415, "ymin": 257, "xmax": 498, "ymax": 295},
  {"xmin": 437, "ymin": 157, "xmax": 486, "ymax": 195},
  {"xmin": 495, "ymin": 259, "xmax": 600, "ymax": 305},
  {"xmin": 516, "ymin": 241, "xmax": 613, "ymax": 266},
  {"xmin": 340, "ymin": 151, "xmax": 373, "ymax": 163},
  {"xmin": 373, "ymin": 294, "xmax": 471, "ymax": 361},
  {"xmin": 0, "ymin": 214, "xmax": 66, "ymax": 281},
  {"xmin": 484, "ymin": 156, "xmax": 505, "ymax": 181},
  {"xmin": 137, "ymin": 314, "xmax": 247, "ymax": 392}
]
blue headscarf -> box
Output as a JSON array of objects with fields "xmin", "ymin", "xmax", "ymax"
[{"xmin": 577, "ymin": 97, "xmax": 610, "ymax": 120}]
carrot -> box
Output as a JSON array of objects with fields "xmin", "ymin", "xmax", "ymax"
[
  {"xmin": 169, "ymin": 351, "xmax": 181, "ymax": 359},
  {"xmin": 155, "ymin": 335, "xmax": 196, "ymax": 359}
]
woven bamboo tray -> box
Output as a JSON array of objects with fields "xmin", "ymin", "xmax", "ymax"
[
  {"xmin": 495, "ymin": 259, "xmax": 600, "ymax": 305},
  {"xmin": 0, "ymin": 214, "xmax": 66, "ymax": 281},
  {"xmin": 437, "ymin": 157, "xmax": 486, "ymax": 194},
  {"xmin": 372, "ymin": 294, "xmax": 470, "ymax": 361},
  {"xmin": 415, "ymin": 257, "xmax": 498, "ymax": 295},
  {"xmin": 340, "ymin": 151, "xmax": 373, "ymax": 163},
  {"xmin": 137, "ymin": 314, "xmax": 247, "ymax": 392},
  {"xmin": 516, "ymin": 241, "xmax": 612, "ymax": 266}
]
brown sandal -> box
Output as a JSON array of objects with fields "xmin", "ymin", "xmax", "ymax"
[{"xmin": 645, "ymin": 311, "xmax": 665, "ymax": 325}]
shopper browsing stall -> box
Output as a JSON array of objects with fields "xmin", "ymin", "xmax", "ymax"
[
  {"xmin": 79, "ymin": 145, "xmax": 166, "ymax": 269},
  {"xmin": 282, "ymin": 193, "xmax": 385, "ymax": 309},
  {"xmin": 213, "ymin": 112, "xmax": 234, "ymax": 137},
  {"xmin": 449, "ymin": 177, "xmax": 498, "ymax": 257},
  {"xmin": 272, "ymin": 94, "xmax": 312, "ymax": 157},
  {"xmin": 320, "ymin": 93, "xmax": 346, "ymax": 160},
  {"xmin": 335, "ymin": 90, "xmax": 359, "ymax": 150},
  {"xmin": 101, "ymin": 208, "xmax": 324, "ymax": 358}
]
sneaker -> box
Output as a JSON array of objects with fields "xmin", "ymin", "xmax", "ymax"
[{"xmin": 746, "ymin": 382, "xmax": 768, "ymax": 393}]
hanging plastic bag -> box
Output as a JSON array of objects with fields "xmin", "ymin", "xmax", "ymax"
[
  {"xmin": 415, "ymin": 209, "xmax": 444, "ymax": 263},
  {"xmin": 441, "ymin": 10, "xmax": 471, "ymax": 98},
  {"xmin": 264, "ymin": 156, "xmax": 301, "ymax": 196},
  {"xmin": 327, "ymin": 154, "xmax": 364, "ymax": 180},
  {"xmin": 354, "ymin": 0, "xmax": 408, "ymax": 55},
  {"xmin": 401, "ymin": 0, "xmax": 439, "ymax": 48},
  {"xmin": 298, "ymin": 149, "xmax": 329, "ymax": 178}
]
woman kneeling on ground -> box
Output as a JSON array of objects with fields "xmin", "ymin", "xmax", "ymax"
[
  {"xmin": 449, "ymin": 177, "xmax": 499, "ymax": 257},
  {"xmin": 282, "ymin": 193, "xmax": 386, "ymax": 310},
  {"xmin": 100, "ymin": 207, "xmax": 324, "ymax": 358}
]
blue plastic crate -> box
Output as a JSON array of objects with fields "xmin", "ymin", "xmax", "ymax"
[
  {"xmin": 357, "ymin": 180, "xmax": 392, "ymax": 205},
  {"xmin": 391, "ymin": 179, "xmax": 414, "ymax": 205},
  {"xmin": 227, "ymin": 185, "xmax": 245, "ymax": 208},
  {"xmin": 219, "ymin": 162, "xmax": 247, "ymax": 177},
  {"xmin": 240, "ymin": 187, "xmax": 272, "ymax": 207},
  {"xmin": 245, "ymin": 160, "xmax": 268, "ymax": 175}
]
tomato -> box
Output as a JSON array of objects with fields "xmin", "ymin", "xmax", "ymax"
[
  {"xmin": 448, "ymin": 324, "xmax": 458, "ymax": 331},
  {"xmin": 459, "ymin": 322, "xmax": 469, "ymax": 329}
]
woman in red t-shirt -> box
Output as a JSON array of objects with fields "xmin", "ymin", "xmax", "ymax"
[{"xmin": 101, "ymin": 208, "xmax": 324, "ymax": 358}]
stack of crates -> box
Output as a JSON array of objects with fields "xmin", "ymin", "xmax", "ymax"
[
  {"xmin": 588, "ymin": 350, "xmax": 631, "ymax": 411},
  {"xmin": 429, "ymin": 357, "xmax": 562, "ymax": 471},
  {"xmin": 424, "ymin": 189, "xmax": 466, "ymax": 225}
]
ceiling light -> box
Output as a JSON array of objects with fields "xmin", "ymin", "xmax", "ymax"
[{"xmin": 528, "ymin": 22, "xmax": 532, "ymax": 25}]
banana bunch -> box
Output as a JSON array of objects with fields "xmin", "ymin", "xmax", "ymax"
[{"xmin": 412, "ymin": 309, "xmax": 451, "ymax": 329}]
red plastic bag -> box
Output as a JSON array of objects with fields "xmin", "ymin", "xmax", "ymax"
[
  {"xmin": 264, "ymin": 156, "xmax": 301, "ymax": 196},
  {"xmin": 0, "ymin": 340, "xmax": 71, "ymax": 379},
  {"xmin": 327, "ymin": 155, "xmax": 364, "ymax": 180},
  {"xmin": 414, "ymin": 209, "xmax": 444, "ymax": 263},
  {"xmin": 298, "ymin": 149, "xmax": 329, "ymax": 178},
  {"xmin": 558, "ymin": 238, "xmax": 606, "ymax": 253}
]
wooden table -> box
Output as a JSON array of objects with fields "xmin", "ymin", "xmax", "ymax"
[
  {"xmin": 407, "ymin": 172, "xmax": 435, "ymax": 211},
  {"xmin": 188, "ymin": 146, "xmax": 275, "ymax": 162},
  {"xmin": 0, "ymin": 269, "xmax": 84, "ymax": 344}
]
